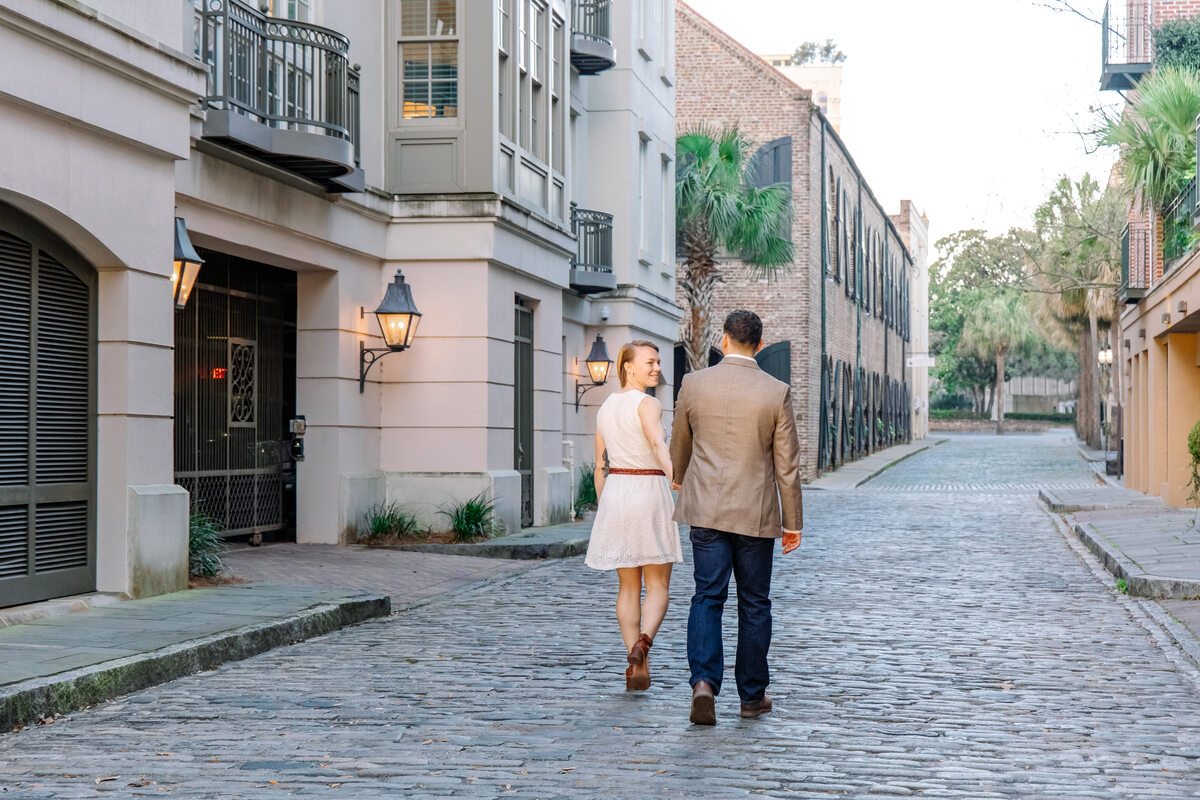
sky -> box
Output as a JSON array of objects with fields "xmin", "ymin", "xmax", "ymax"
[{"xmin": 682, "ymin": 0, "xmax": 1120, "ymax": 255}]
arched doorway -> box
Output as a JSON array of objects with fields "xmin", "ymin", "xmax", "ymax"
[{"xmin": 0, "ymin": 204, "xmax": 96, "ymax": 607}]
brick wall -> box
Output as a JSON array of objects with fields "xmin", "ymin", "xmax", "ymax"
[{"xmin": 674, "ymin": 1, "xmax": 912, "ymax": 480}]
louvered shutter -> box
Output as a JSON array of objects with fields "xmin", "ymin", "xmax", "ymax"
[{"xmin": 0, "ymin": 210, "xmax": 95, "ymax": 607}]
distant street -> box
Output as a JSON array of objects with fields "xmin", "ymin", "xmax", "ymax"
[{"xmin": 4, "ymin": 432, "xmax": 1200, "ymax": 799}]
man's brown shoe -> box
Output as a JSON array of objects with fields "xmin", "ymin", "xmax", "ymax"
[
  {"xmin": 739, "ymin": 694, "xmax": 773, "ymax": 718},
  {"xmin": 690, "ymin": 681, "xmax": 716, "ymax": 725}
]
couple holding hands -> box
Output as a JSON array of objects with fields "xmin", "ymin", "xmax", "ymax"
[{"xmin": 584, "ymin": 310, "xmax": 804, "ymax": 725}]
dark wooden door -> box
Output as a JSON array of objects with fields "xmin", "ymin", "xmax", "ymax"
[
  {"xmin": 514, "ymin": 300, "xmax": 534, "ymax": 527},
  {"xmin": 0, "ymin": 206, "xmax": 96, "ymax": 607}
]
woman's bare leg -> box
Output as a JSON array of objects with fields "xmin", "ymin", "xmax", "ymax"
[
  {"xmin": 616, "ymin": 567, "xmax": 644, "ymax": 651},
  {"xmin": 640, "ymin": 563, "xmax": 673, "ymax": 641}
]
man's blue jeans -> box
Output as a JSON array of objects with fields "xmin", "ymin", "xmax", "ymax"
[{"xmin": 687, "ymin": 526, "xmax": 774, "ymax": 703}]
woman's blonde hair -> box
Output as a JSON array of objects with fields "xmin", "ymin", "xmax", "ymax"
[{"xmin": 616, "ymin": 340, "xmax": 660, "ymax": 388}]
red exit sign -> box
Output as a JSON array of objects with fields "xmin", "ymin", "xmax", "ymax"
[{"xmin": 211, "ymin": 368, "xmax": 228, "ymax": 380}]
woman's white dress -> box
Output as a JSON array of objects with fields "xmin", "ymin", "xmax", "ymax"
[{"xmin": 584, "ymin": 390, "xmax": 683, "ymax": 570}]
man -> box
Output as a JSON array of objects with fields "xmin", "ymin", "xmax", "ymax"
[{"xmin": 670, "ymin": 310, "xmax": 803, "ymax": 725}]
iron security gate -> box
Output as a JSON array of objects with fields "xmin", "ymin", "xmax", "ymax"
[
  {"xmin": 174, "ymin": 250, "xmax": 296, "ymax": 538},
  {"xmin": 514, "ymin": 300, "xmax": 534, "ymax": 527},
  {"xmin": 0, "ymin": 206, "xmax": 96, "ymax": 608}
]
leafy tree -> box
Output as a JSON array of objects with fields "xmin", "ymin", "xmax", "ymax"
[
  {"xmin": 1098, "ymin": 65, "xmax": 1200, "ymax": 211},
  {"xmin": 675, "ymin": 125, "xmax": 793, "ymax": 373},
  {"xmin": 789, "ymin": 39, "xmax": 846, "ymax": 66},
  {"xmin": 929, "ymin": 231, "xmax": 1025, "ymax": 414},
  {"xmin": 959, "ymin": 291, "xmax": 1038, "ymax": 434},
  {"xmin": 1017, "ymin": 174, "xmax": 1122, "ymax": 448}
]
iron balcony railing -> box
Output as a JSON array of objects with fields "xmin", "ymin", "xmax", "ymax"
[
  {"xmin": 573, "ymin": 0, "xmax": 611, "ymax": 47},
  {"xmin": 195, "ymin": 0, "xmax": 361, "ymax": 165},
  {"xmin": 571, "ymin": 0, "xmax": 615, "ymax": 75},
  {"xmin": 1120, "ymin": 221, "xmax": 1150, "ymax": 304},
  {"xmin": 1161, "ymin": 175, "xmax": 1199, "ymax": 267},
  {"xmin": 571, "ymin": 206, "xmax": 614, "ymax": 274},
  {"xmin": 1101, "ymin": 1, "xmax": 1152, "ymax": 91}
]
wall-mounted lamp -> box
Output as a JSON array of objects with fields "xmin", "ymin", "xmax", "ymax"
[
  {"xmin": 1123, "ymin": 339, "xmax": 1131, "ymax": 349},
  {"xmin": 1162, "ymin": 312, "xmax": 1172, "ymax": 325},
  {"xmin": 1139, "ymin": 328, "xmax": 1146, "ymax": 339},
  {"xmin": 172, "ymin": 217, "xmax": 204, "ymax": 310},
  {"xmin": 575, "ymin": 333, "xmax": 613, "ymax": 411},
  {"xmin": 359, "ymin": 269, "xmax": 422, "ymax": 393},
  {"xmin": 1179, "ymin": 300, "xmax": 1189, "ymax": 315},
  {"xmin": 1098, "ymin": 347, "xmax": 1112, "ymax": 366}
]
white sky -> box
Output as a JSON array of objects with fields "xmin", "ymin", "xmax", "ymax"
[{"xmin": 682, "ymin": 0, "xmax": 1120, "ymax": 252}]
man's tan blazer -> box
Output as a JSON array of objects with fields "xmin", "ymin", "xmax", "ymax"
[{"xmin": 670, "ymin": 356, "xmax": 803, "ymax": 538}]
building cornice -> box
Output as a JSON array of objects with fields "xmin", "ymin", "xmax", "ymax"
[{"xmin": 0, "ymin": 1, "xmax": 208, "ymax": 107}]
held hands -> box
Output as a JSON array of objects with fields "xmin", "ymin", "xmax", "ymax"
[{"xmin": 781, "ymin": 530, "xmax": 802, "ymax": 555}]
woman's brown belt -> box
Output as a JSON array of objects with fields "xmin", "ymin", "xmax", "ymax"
[{"xmin": 607, "ymin": 468, "xmax": 666, "ymax": 476}]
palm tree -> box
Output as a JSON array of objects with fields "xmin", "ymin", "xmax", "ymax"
[
  {"xmin": 959, "ymin": 291, "xmax": 1037, "ymax": 435},
  {"xmin": 675, "ymin": 125, "xmax": 793, "ymax": 373},
  {"xmin": 1099, "ymin": 65, "xmax": 1200, "ymax": 211}
]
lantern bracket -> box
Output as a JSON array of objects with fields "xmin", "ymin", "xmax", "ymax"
[
  {"xmin": 575, "ymin": 379, "xmax": 603, "ymax": 412},
  {"xmin": 360, "ymin": 342, "xmax": 401, "ymax": 393}
]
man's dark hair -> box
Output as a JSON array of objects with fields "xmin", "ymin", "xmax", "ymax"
[{"xmin": 724, "ymin": 310, "xmax": 762, "ymax": 346}]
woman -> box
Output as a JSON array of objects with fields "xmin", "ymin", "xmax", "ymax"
[{"xmin": 584, "ymin": 340, "xmax": 682, "ymax": 691}]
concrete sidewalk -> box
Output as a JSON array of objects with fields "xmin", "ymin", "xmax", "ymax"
[
  {"xmin": 805, "ymin": 437, "xmax": 947, "ymax": 491},
  {"xmin": 1041, "ymin": 485, "xmax": 1200, "ymax": 600},
  {"xmin": 0, "ymin": 545, "xmax": 537, "ymax": 732},
  {"xmin": 0, "ymin": 584, "xmax": 387, "ymax": 731}
]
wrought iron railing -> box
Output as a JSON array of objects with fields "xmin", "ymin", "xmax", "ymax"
[
  {"xmin": 572, "ymin": 0, "xmax": 612, "ymax": 47},
  {"xmin": 1161, "ymin": 176, "xmax": 1198, "ymax": 266},
  {"xmin": 571, "ymin": 205, "xmax": 614, "ymax": 273},
  {"xmin": 1102, "ymin": 1, "xmax": 1152, "ymax": 71},
  {"xmin": 195, "ymin": 0, "xmax": 360, "ymax": 164}
]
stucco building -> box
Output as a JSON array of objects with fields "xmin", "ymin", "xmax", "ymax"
[
  {"xmin": 0, "ymin": 0, "xmax": 678, "ymax": 609},
  {"xmin": 1102, "ymin": 0, "xmax": 1200, "ymax": 506},
  {"xmin": 674, "ymin": 2, "xmax": 928, "ymax": 482}
]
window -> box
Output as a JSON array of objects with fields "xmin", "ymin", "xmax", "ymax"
[
  {"xmin": 816, "ymin": 92, "xmax": 829, "ymax": 114},
  {"xmin": 530, "ymin": 3, "xmax": 547, "ymax": 160},
  {"xmin": 639, "ymin": 136, "xmax": 649, "ymax": 251},
  {"xmin": 269, "ymin": 0, "xmax": 310, "ymax": 21},
  {"xmin": 499, "ymin": 0, "xmax": 512, "ymax": 137},
  {"xmin": 828, "ymin": 170, "xmax": 838, "ymax": 278},
  {"xmin": 661, "ymin": 157, "xmax": 671, "ymax": 264},
  {"xmin": 551, "ymin": 15, "xmax": 564, "ymax": 171},
  {"xmin": 400, "ymin": 0, "xmax": 458, "ymax": 119}
]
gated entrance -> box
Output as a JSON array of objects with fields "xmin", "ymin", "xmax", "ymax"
[
  {"xmin": 174, "ymin": 249, "xmax": 297, "ymax": 540},
  {"xmin": 0, "ymin": 205, "xmax": 96, "ymax": 607},
  {"xmin": 514, "ymin": 300, "xmax": 534, "ymax": 527}
]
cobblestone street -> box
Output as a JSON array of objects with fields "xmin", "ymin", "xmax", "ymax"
[{"xmin": 4, "ymin": 432, "xmax": 1200, "ymax": 798}]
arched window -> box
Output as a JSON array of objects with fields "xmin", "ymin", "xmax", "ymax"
[{"xmin": 816, "ymin": 92, "xmax": 829, "ymax": 114}]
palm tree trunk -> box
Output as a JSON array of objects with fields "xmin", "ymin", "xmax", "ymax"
[
  {"xmin": 995, "ymin": 345, "xmax": 1006, "ymax": 435},
  {"xmin": 681, "ymin": 266, "xmax": 720, "ymax": 374},
  {"xmin": 1076, "ymin": 326, "xmax": 1092, "ymax": 446},
  {"xmin": 1086, "ymin": 309, "xmax": 1101, "ymax": 449}
]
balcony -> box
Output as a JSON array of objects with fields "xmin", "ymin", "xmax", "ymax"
[
  {"xmin": 570, "ymin": 206, "xmax": 616, "ymax": 294},
  {"xmin": 195, "ymin": 0, "xmax": 363, "ymax": 193},
  {"xmin": 1162, "ymin": 175, "xmax": 1200, "ymax": 269},
  {"xmin": 571, "ymin": 0, "xmax": 616, "ymax": 75},
  {"xmin": 1101, "ymin": 1, "xmax": 1152, "ymax": 91},
  {"xmin": 1120, "ymin": 222, "xmax": 1150, "ymax": 304}
]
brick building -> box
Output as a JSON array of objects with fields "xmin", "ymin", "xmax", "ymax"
[{"xmin": 674, "ymin": 2, "xmax": 929, "ymax": 481}]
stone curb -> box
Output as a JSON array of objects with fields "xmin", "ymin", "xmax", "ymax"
[
  {"xmin": 1037, "ymin": 488, "xmax": 1158, "ymax": 514},
  {"xmin": 807, "ymin": 437, "xmax": 947, "ymax": 491},
  {"xmin": 1070, "ymin": 519, "xmax": 1200, "ymax": 600},
  {"xmin": 0, "ymin": 593, "xmax": 389, "ymax": 731},
  {"xmin": 390, "ymin": 538, "xmax": 589, "ymax": 560}
]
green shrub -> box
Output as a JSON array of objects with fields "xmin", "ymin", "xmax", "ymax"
[
  {"xmin": 442, "ymin": 491, "xmax": 499, "ymax": 542},
  {"xmin": 576, "ymin": 462, "xmax": 597, "ymax": 512},
  {"xmin": 358, "ymin": 501, "xmax": 420, "ymax": 544},
  {"xmin": 1005, "ymin": 412, "xmax": 1076, "ymax": 423},
  {"xmin": 930, "ymin": 394, "xmax": 973, "ymax": 411},
  {"xmin": 930, "ymin": 409, "xmax": 987, "ymax": 420},
  {"xmin": 188, "ymin": 511, "xmax": 225, "ymax": 578},
  {"xmin": 1156, "ymin": 18, "xmax": 1200, "ymax": 74}
]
